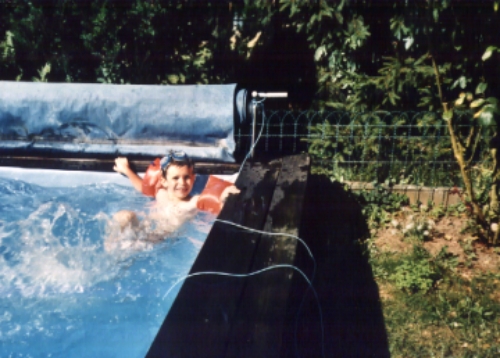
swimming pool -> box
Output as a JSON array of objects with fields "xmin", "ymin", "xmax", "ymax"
[{"xmin": 0, "ymin": 168, "xmax": 215, "ymax": 357}]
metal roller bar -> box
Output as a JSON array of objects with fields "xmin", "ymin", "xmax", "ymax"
[
  {"xmin": 250, "ymin": 91, "xmax": 288, "ymax": 158},
  {"xmin": 251, "ymin": 91, "xmax": 288, "ymax": 98}
]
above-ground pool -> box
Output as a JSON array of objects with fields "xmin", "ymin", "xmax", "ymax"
[
  {"xmin": 0, "ymin": 80, "xmax": 312, "ymax": 356},
  {"xmin": 0, "ymin": 167, "xmax": 216, "ymax": 357}
]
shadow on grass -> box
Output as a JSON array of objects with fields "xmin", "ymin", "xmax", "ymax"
[{"xmin": 282, "ymin": 174, "xmax": 390, "ymax": 357}]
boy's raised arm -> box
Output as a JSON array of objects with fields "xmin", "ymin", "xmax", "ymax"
[
  {"xmin": 220, "ymin": 185, "xmax": 241, "ymax": 204},
  {"xmin": 114, "ymin": 157, "xmax": 143, "ymax": 193}
]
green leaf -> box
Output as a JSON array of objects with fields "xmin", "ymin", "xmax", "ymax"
[
  {"xmin": 167, "ymin": 74, "xmax": 179, "ymax": 84},
  {"xmin": 455, "ymin": 96, "xmax": 465, "ymax": 106},
  {"xmin": 476, "ymin": 82, "xmax": 488, "ymax": 94},
  {"xmin": 443, "ymin": 110, "xmax": 453, "ymax": 121},
  {"xmin": 404, "ymin": 36, "xmax": 414, "ymax": 50},
  {"xmin": 483, "ymin": 103, "xmax": 500, "ymax": 114},
  {"xmin": 334, "ymin": 12, "xmax": 343, "ymax": 24},
  {"xmin": 279, "ymin": 1, "xmax": 290, "ymax": 12},
  {"xmin": 482, "ymin": 46, "xmax": 497, "ymax": 61},
  {"xmin": 433, "ymin": 8, "xmax": 439, "ymax": 22},
  {"xmin": 325, "ymin": 101, "xmax": 345, "ymax": 109},
  {"xmin": 459, "ymin": 76, "xmax": 467, "ymax": 89},
  {"xmin": 314, "ymin": 45, "xmax": 327, "ymax": 61},
  {"xmin": 485, "ymin": 97, "xmax": 499, "ymax": 106},
  {"xmin": 470, "ymin": 98, "xmax": 485, "ymax": 108},
  {"xmin": 478, "ymin": 109, "xmax": 494, "ymax": 126}
]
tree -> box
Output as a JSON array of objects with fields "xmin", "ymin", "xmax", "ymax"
[
  {"xmin": 275, "ymin": 0, "xmax": 500, "ymax": 243},
  {"xmin": 0, "ymin": 0, "xmax": 241, "ymax": 84}
]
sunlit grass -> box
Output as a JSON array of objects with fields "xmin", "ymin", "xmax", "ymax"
[{"xmin": 371, "ymin": 249, "xmax": 500, "ymax": 357}]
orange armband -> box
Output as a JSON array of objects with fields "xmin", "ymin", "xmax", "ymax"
[
  {"xmin": 197, "ymin": 175, "xmax": 234, "ymax": 215},
  {"xmin": 142, "ymin": 158, "xmax": 162, "ymax": 197}
]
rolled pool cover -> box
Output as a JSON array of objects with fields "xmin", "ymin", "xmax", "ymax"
[{"xmin": 0, "ymin": 81, "xmax": 245, "ymax": 162}]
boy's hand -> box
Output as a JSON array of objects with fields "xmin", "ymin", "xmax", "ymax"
[
  {"xmin": 114, "ymin": 157, "xmax": 131, "ymax": 175},
  {"xmin": 220, "ymin": 185, "xmax": 241, "ymax": 204},
  {"xmin": 113, "ymin": 157, "xmax": 143, "ymax": 193}
]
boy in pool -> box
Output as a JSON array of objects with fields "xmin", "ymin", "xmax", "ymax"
[{"xmin": 104, "ymin": 151, "xmax": 239, "ymax": 251}]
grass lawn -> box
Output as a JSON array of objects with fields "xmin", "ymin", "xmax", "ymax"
[{"xmin": 365, "ymin": 203, "xmax": 500, "ymax": 357}]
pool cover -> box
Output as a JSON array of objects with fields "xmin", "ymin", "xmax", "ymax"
[{"xmin": 0, "ymin": 82, "xmax": 241, "ymax": 162}]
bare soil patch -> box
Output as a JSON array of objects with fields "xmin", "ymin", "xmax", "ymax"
[{"xmin": 373, "ymin": 209, "xmax": 500, "ymax": 277}]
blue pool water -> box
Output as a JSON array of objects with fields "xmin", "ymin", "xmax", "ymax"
[{"xmin": 0, "ymin": 170, "xmax": 215, "ymax": 357}]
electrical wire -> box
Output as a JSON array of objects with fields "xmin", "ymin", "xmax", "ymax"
[
  {"xmin": 238, "ymin": 98, "xmax": 267, "ymax": 175},
  {"xmin": 229, "ymin": 97, "xmax": 325, "ymax": 357},
  {"xmin": 214, "ymin": 218, "xmax": 316, "ymax": 281},
  {"xmin": 213, "ymin": 219, "xmax": 322, "ymax": 358},
  {"xmin": 162, "ymin": 264, "xmax": 325, "ymax": 358}
]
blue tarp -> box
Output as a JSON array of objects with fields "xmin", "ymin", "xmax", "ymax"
[{"xmin": 0, "ymin": 82, "xmax": 239, "ymax": 162}]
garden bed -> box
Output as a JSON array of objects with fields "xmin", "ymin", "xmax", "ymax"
[{"xmin": 365, "ymin": 201, "xmax": 500, "ymax": 357}]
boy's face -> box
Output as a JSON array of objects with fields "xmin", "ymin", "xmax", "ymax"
[{"xmin": 161, "ymin": 164, "xmax": 195, "ymax": 201}]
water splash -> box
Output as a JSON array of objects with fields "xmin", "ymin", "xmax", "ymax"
[
  {"xmin": 0, "ymin": 201, "xmax": 120, "ymax": 297},
  {"xmin": 0, "ymin": 175, "xmax": 214, "ymax": 357}
]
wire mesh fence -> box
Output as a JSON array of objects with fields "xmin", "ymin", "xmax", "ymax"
[{"xmin": 235, "ymin": 110, "xmax": 493, "ymax": 187}]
